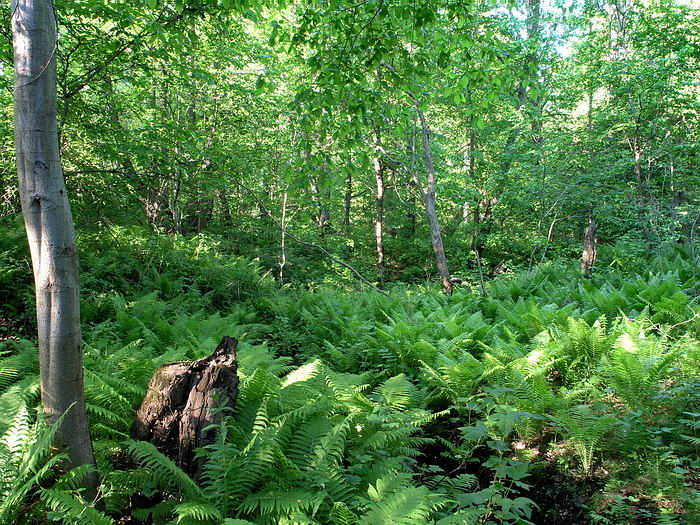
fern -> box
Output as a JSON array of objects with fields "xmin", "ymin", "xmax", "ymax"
[
  {"xmin": 358, "ymin": 473, "xmax": 447, "ymax": 525},
  {"xmin": 604, "ymin": 332, "xmax": 677, "ymax": 409},
  {"xmin": 126, "ymin": 440, "xmax": 205, "ymax": 500},
  {"xmin": 41, "ymin": 488, "xmax": 114, "ymax": 525},
  {"xmin": 0, "ymin": 405, "xmax": 70, "ymax": 523},
  {"xmin": 173, "ymin": 501, "xmax": 223, "ymax": 523},
  {"xmin": 546, "ymin": 317, "xmax": 613, "ymax": 384},
  {"xmin": 679, "ymin": 412, "xmax": 700, "ymax": 453},
  {"xmin": 553, "ymin": 404, "xmax": 617, "ymax": 475}
]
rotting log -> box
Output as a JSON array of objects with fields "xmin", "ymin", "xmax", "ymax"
[{"xmin": 132, "ymin": 336, "xmax": 239, "ymax": 478}]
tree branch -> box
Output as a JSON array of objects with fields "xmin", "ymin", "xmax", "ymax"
[{"xmin": 235, "ymin": 179, "xmax": 389, "ymax": 296}]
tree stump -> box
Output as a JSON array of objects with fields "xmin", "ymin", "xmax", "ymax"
[{"xmin": 131, "ymin": 336, "xmax": 239, "ymax": 478}]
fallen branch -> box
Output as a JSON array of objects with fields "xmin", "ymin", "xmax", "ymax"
[{"xmin": 667, "ymin": 309, "xmax": 700, "ymax": 333}]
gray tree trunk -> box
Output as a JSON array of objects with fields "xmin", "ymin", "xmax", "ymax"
[
  {"xmin": 344, "ymin": 160, "xmax": 352, "ymax": 237},
  {"xmin": 581, "ymin": 216, "xmax": 598, "ymax": 277},
  {"xmin": 374, "ymin": 128, "xmax": 385, "ymax": 289},
  {"xmin": 501, "ymin": 0, "xmax": 541, "ymax": 177},
  {"xmin": 12, "ymin": 0, "xmax": 97, "ymax": 492},
  {"xmin": 413, "ymin": 101, "xmax": 452, "ymax": 295},
  {"xmin": 310, "ymin": 175, "xmax": 329, "ymax": 235}
]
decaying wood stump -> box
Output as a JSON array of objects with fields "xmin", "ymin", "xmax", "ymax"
[{"xmin": 132, "ymin": 336, "xmax": 239, "ymax": 478}]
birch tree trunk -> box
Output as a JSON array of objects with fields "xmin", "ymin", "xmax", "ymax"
[
  {"xmin": 12, "ymin": 0, "xmax": 97, "ymax": 491},
  {"xmin": 374, "ymin": 127, "xmax": 386, "ymax": 289},
  {"xmin": 279, "ymin": 190, "xmax": 287, "ymax": 285},
  {"xmin": 413, "ymin": 101, "xmax": 452, "ymax": 295}
]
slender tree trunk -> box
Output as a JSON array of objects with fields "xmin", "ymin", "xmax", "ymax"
[
  {"xmin": 344, "ymin": 159, "xmax": 352, "ymax": 237},
  {"xmin": 413, "ymin": 101, "xmax": 452, "ymax": 295},
  {"xmin": 279, "ymin": 190, "xmax": 287, "ymax": 285},
  {"xmin": 407, "ymin": 120, "xmax": 418, "ymax": 235},
  {"xmin": 501, "ymin": 0, "xmax": 541, "ymax": 177},
  {"xmin": 467, "ymin": 130, "xmax": 486, "ymax": 295},
  {"xmin": 374, "ymin": 128, "xmax": 385, "ymax": 288},
  {"xmin": 12, "ymin": 0, "xmax": 97, "ymax": 492},
  {"xmin": 581, "ymin": 215, "xmax": 598, "ymax": 277},
  {"xmin": 633, "ymin": 146, "xmax": 644, "ymax": 196},
  {"xmin": 309, "ymin": 176, "xmax": 329, "ymax": 235},
  {"xmin": 171, "ymin": 177, "xmax": 181, "ymax": 234},
  {"xmin": 322, "ymin": 187, "xmax": 331, "ymax": 232},
  {"xmin": 632, "ymin": 142, "xmax": 652, "ymax": 244},
  {"xmin": 217, "ymin": 188, "xmax": 233, "ymax": 231}
]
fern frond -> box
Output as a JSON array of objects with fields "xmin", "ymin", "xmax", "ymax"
[
  {"xmin": 173, "ymin": 501, "xmax": 223, "ymax": 523},
  {"xmin": 359, "ymin": 474, "xmax": 446, "ymax": 525},
  {"xmin": 41, "ymin": 488, "xmax": 114, "ymax": 525},
  {"xmin": 239, "ymin": 488, "xmax": 326, "ymax": 516},
  {"xmin": 126, "ymin": 440, "xmax": 204, "ymax": 500}
]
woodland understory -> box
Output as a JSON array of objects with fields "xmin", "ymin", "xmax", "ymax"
[{"xmin": 1, "ymin": 0, "xmax": 700, "ymax": 524}]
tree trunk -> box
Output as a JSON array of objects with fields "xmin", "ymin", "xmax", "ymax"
[
  {"xmin": 279, "ymin": 190, "xmax": 288, "ymax": 285},
  {"xmin": 467, "ymin": 131, "xmax": 486, "ymax": 295},
  {"xmin": 132, "ymin": 336, "xmax": 239, "ymax": 479},
  {"xmin": 407, "ymin": 121, "xmax": 418, "ymax": 236},
  {"xmin": 374, "ymin": 128, "xmax": 385, "ymax": 289},
  {"xmin": 12, "ymin": 0, "xmax": 97, "ymax": 493},
  {"xmin": 413, "ymin": 101, "xmax": 452, "ymax": 295},
  {"xmin": 632, "ymin": 143, "xmax": 653, "ymax": 244},
  {"xmin": 171, "ymin": 177, "xmax": 181, "ymax": 234},
  {"xmin": 581, "ymin": 215, "xmax": 598, "ymax": 277},
  {"xmin": 501, "ymin": 0, "xmax": 541, "ymax": 177},
  {"xmin": 309, "ymin": 176, "xmax": 329, "ymax": 235},
  {"xmin": 145, "ymin": 178, "xmax": 169, "ymax": 228},
  {"xmin": 344, "ymin": 160, "xmax": 352, "ymax": 237}
]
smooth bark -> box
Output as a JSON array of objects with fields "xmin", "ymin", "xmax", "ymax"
[
  {"xmin": 344, "ymin": 160, "xmax": 352, "ymax": 237},
  {"xmin": 279, "ymin": 190, "xmax": 287, "ymax": 284},
  {"xmin": 12, "ymin": 0, "xmax": 97, "ymax": 492},
  {"xmin": 412, "ymin": 100, "xmax": 452, "ymax": 295},
  {"xmin": 374, "ymin": 127, "xmax": 385, "ymax": 289}
]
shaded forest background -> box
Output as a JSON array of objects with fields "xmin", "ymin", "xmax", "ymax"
[{"xmin": 2, "ymin": 0, "xmax": 698, "ymax": 288}]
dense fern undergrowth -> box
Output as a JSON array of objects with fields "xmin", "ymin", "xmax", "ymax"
[{"xmin": 2, "ymin": 220, "xmax": 700, "ymax": 524}]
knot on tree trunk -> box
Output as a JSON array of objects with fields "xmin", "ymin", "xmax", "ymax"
[{"xmin": 131, "ymin": 336, "xmax": 239, "ymax": 478}]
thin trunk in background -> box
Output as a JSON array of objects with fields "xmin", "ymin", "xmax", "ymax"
[
  {"xmin": 374, "ymin": 126, "xmax": 386, "ymax": 289},
  {"xmin": 467, "ymin": 129, "xmax": 486, "ymax": 295},
  {"xmin": 310, "ymin": 175, "xmax": 329, "ymax": 235},
  {"xmin": 501, "ymin": 0, "xmax": 541, "ymax": 177},
  {"xmin": 279, "ymin": 190, "xmax": 288, "ymax": 285},
  {"xmin": 407, "ymin": 119, "xmax": 418, "ymax": 235},
  {"xmin": 344, "ymin": 159, "xmax": 352, "ymax": 237},
  {"xmin": 11, "ymin": 0, "xmax": 97, "ymax": 493},
  {"xmin": 581, "ymin": 214, "xmax": 598, "ymax": 276},
  {"xmin": 412, "ymin": 99, "xmax": 452, "ymax": 295}
]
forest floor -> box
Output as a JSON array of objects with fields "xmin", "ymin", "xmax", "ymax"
[{"xmin": 1, "ymin": 223, "xmax": 700, "ymax": 524}]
